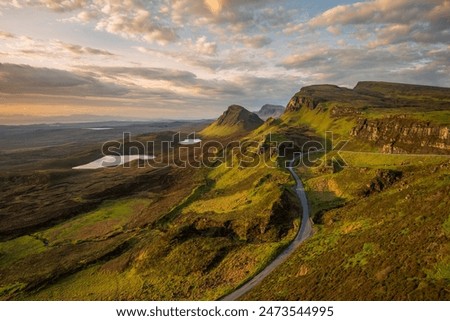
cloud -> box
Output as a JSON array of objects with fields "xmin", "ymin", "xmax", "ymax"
[
  {"xmin": 0, "ymin": 33, "xmax": 116, "ymax": 60},
  {"xmin": 39, "ymin": 0, "xmax": 87, "ymax": 12},
  {"xmin": 189, "ymin": 36, "xmax": 217, "ymax": 56},
  {"xmin": 0, "ymin": 31, "xmax": 15, "ymax": 39},
  {"xmin": 280, "ymin": 42, "xmax": 449, "ymax": 87},
  {"xmin": 0, "ymin": 62, "xmax": 299, "ymax": 119},
  {"xmin": 94, "ymin": 1, "xmax": 178, "ymax": 44},
  {"xmin": 171, "ymin": 0, "xmax": 284, "ymax": 34},
  {"xmin": 57, "ymin": 41, "xmax": 116, "ymax": 56},
  {"xmin": 80, "ymin": 66, "xmax": 198, "ymax": 87},
  {"xmin": 234, "ymin": 34, "xmax": 272, "ymax": 48},
  {"xmin": 0, "ymin": 0, "xmax": 448, "ymax": 121},
  {"xmin": 0, "ymin": 63, "xmax": 128, "ymax": 97},
  {"xmin": 204, "ymin": 0, "xmax": 224, "ymax": 15},
  {"xmin": 77, "ymin": 65, "xmax": 247, "ymax": 99},
  {"xmin": 4, "ymin": 0, "xmax": 179, "ymax": 44},
  {"xmin": 307, "ymin": 0, "xmax": 450, "ymax": 47},
  {"xmin": 134, "ymin": 45, "xmax": 266, "ymax": 72}
]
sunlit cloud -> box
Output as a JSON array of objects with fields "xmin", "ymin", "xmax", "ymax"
[
  {"xmin": 204, "ymin": 0, "xmax": 224, "ymax": 15},
  {"xmin": 0, "ymin": 0, "xmax": 448, "ymax": 123}
]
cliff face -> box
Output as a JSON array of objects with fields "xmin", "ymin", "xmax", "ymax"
[
  {"xmin": 285, "ymin": 85, "xmax": 352, "ymax": 112},
  {"xmin": 285, "ymin": 84, "xmax": 383, "ymax": 113},
  {"xmin": 286, "ymin": 95, "xmax": 322, "ymax": 112},
  {"xmin": 284, "ymin": 81, "xmax": 450, "ymax": 154},
  {"xmin": 351, "ymin": 117, "xmax": 450, "ymax": 154},
  {"xmin": 285, "ymin": 81, "xmax": 450, "ymax": 113}
]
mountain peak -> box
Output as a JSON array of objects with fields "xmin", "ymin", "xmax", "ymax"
[
  {"xmin": 215, "ymin": 105, "xmax": 263, "ymax": 129},
  {"xmin": 200, "ymin": 105, "xmax": 264, "ymax": 137}
]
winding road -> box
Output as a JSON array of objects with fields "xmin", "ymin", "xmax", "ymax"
[{"xmin": 220, "ymin": 153, "xmax": 314, "ymax": 301}]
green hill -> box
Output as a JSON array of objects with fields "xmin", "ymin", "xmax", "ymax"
[
  {"xmin": 241, "ymin": 81, "xmax": 450, "ymax": 300},
  {"xmin": 0, "ymin": 81, "xmax": 449, "ymax": 300},
  {"xmin": 200, "ymin": 105, "xmax": 264, "ymax": 137}
]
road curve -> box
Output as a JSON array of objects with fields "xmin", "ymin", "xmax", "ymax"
[{"xmin": 220, "ymin": 154, "xmax": 313, "ymax": 301}]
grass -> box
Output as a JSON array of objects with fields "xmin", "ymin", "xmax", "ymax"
[
  {"xmin": 3, "ymin": 82, "xmax": 448, "ymax": 300},
  {"xmin": 444, "ymin": 215, "xmax": 450, "ymax": 237},
  {"xmin": 345, "ymin": 242, "xmax": 380, "ymax": 268},
  {"xmin": 27, "ymin": 265, "xmax": 144, "ymax": 300},
  {"xmin": 0, "ymin": 235, "xmax": 47, "ymax": 267},
  {"xmin": 35, "ymin": 198, "xmax": 153, "ymax": 245},
  {"xmin": 339, "ymin": 151, "xmax": 450, "ymax": 168},
  {"xmin": 200, "ymin": 123, "xmax": 245, "ymax": 137},
  {"xmin": 242, "ymin": 147, "xmax": 450, "ymax": 300},
  {"xmin": 281, "ymin": 105, "xmax": 356, "ymax": 138},
  {"xmin": 362, "ymin": 109, "xmax": 450, "ymax": 126},
  {"xmin": 430, "ymin": 259, "xmax": 450, "ymax": 280},
  {"xmin": 5, "ymin": 144, "xmax": 300, "ymax": 300}
]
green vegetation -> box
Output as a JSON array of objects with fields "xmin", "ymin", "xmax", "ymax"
[
  {"xmin": 0, "ymin": 140, "xmax": 300, "ymax": 300},
  {"xmin": 243, "ymin": 150, "xmax": 450, "ymax": 300},
  {"xmin": 200, "ymin": 123, "xmax": 246, "ymax": 137},
  {"xmin": 362, "ymin": 109, "xmax": 450, "ymax": 126},
  {"xmin": 0, "ymin": 236, "xmax": 47, "ymax": 267},
  {"xmin": 36, "ymin": 198, "xmax": 153, "ymax": 245},
  {"xmin": 281, "ymin": 105, "xmax": 356, "ymax": 139},
  {"xmin": 1, "ymin": 81, "xmax": 448, "ymax": 300}
]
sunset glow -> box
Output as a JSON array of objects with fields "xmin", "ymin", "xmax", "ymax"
[{"xmin": 0, "ymin": 0, "xmax": 448, "ymax": 124}]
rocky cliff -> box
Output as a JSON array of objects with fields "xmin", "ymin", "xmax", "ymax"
[
  {"xmin": 351, "ymin": 117, "xmax": 450, "ymax": 154},
  {"xmin": 284, "ymin": 81, "xmax": 450, "ymax": 154}
]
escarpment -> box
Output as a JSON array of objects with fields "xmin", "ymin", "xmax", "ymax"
[
  {"xmin": 284, "ymin": 81, "xmax": 450, "ymax": 154},
  {"xmin": 351, "ymin": 117, "xmax": 449, "ymax": 154}
]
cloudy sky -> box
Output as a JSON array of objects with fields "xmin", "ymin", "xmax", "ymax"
[{"xmin": 0, "ymin": 0, "xmax": 449, "ymax": 124}]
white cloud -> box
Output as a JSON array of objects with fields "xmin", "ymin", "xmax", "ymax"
[
  {"xmin": 280, "ymin": 42, "xmax": 449, "ymax": 87},
  {"xmin": 0, "ymin": 0, "xmax": 448, "ymax": 120},
  {"xmin": 190, "ymin": 36, "xmax": 217, "ymax": 56},
  {"xmin": 39, "ymin": 0, "xmax": 87, "ymax": 12},
  {"xmin": 0, "ymin": 31, "xmax": 15, "ymax": 39},
  {"xmin": 308, "ymin": 0, "xmax": 449, "ymax": 47},
  {"xmin": 234, "ymin": 34, "xmax": 272, "ymax": 49},
  {"xmin": 94, "ymin": 1, "xmax": 177, "ymax": 44},
  {"xmin": 2, "ymin": 0, "xmax": 179, "ymax": 44}
]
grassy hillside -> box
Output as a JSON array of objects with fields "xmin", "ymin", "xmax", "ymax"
[
  {"xmin": 0, "ymin": 133, "xmax": 300, "ymax": 300},
  {"xmin": 1, "ymin": 81, "xmax": 448, "ymax": 301},
  {"xmin": 240, "ymin": 81, "xmax": 450, "ymax": 300},
  {"xmin": 243, "ymin": 153, "xmax": 450, "ymax": 300}
]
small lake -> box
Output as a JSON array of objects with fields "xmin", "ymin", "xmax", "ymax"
[
  {"xmin": 179, "ymin": 139, "xmax": 202, "ymax": 145},
  {"xmin": 73, "ymin": 155, "xmax": 155, "ymax": 169},
  {"xmin": 86, "ymin": 128, "xmax": 113, "ymax": 131}
]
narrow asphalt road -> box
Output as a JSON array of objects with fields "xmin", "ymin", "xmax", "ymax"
[{"xmin": 220, "ymin": 153, "xmax": 313, "ymax": 301}]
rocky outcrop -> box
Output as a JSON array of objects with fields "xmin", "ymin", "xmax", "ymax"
[
  {"xmin": 215, "ymin": 105, "xmax": 264, "ymax": 130},
  {"xmin": 285, "ymin": 84, "xmax": 377, "ymax": 113},
  {"xmin": 351, "ymin": 117, "xmax": 450, "ymax": 154},
  {"xmin": 285, "ymin": 81, "xmax": 450, "ymax": 114},
  {"xmin": 286, "ymin": 95, "xmax": 324, "ymax": 112},
  {"xmin": 360, "ymin": 169, "xmax": 403, "ymax": 197},
  {"xmin": 283, "ymin": 81, "xmax": 450, "ymax": 154}
]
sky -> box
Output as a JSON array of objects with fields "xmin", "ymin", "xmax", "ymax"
[{"xmin": 0, "ymin": 0, "xmax": 449, "ymax": 124}]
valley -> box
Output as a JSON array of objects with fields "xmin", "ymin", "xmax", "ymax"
[{"xmin": 0, "ymin": 82, "xmax": 449, "ymax": 300}]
